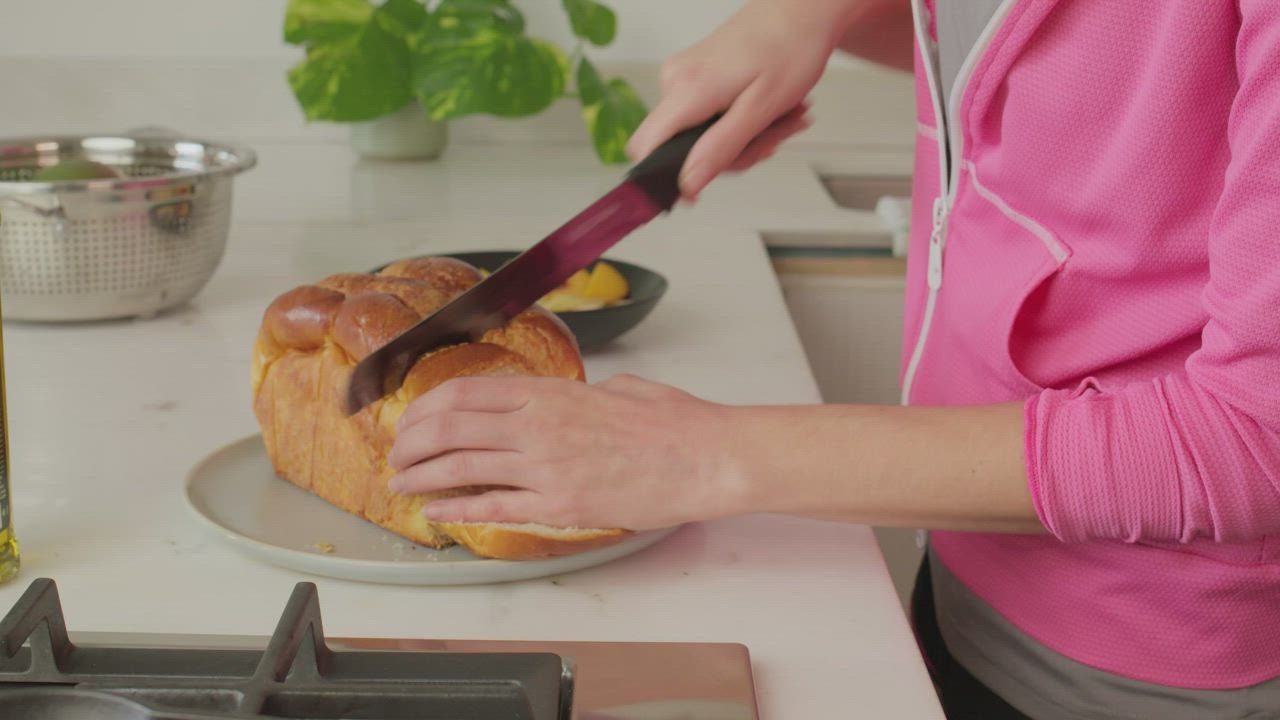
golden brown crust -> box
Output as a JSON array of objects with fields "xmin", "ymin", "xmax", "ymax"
[
  {"xmin": 479, "ymin": 308, "xmax": 586, "ymax": 380},
  {"xmin": 252, "ymin": 255, "xmax": 614, "ymax": 559},
  {"xmin": 330, "ymin": 292, "xmax": 420, "ymax": 362},
  {"xmin": 379, "ymin": 256, "xmax": 483, "ymax": 295},
  {"xmin": 437, "ymin": 523, "xmax": 631, "ymax": 560},
  {"xmin": 399, "ymin": 343, "xmax": 536, "ymax": 398},
  {"xmin": 315, "ymin": 273, "xmax": 451, "ymax": 318},
  {"xmin": 261, "ymin": 285, "xmax": 345, "ymax": 353}
]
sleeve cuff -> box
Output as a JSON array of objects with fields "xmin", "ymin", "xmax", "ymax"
[{"xmin": 1024, "ymin": 379, "xmax": 1184, "ymax": 543}]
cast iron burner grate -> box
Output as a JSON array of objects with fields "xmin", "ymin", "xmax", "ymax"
[{"xmin": 0, "ymin": 578, "xmax": 571, "ymax": 720}]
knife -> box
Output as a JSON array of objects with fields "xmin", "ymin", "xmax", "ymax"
[{"xmin": 342, "ymin": 116, "xmax": 718, "ymax": 415}]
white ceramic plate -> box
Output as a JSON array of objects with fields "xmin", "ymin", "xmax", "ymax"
[{"xmin": 183, "ymin": 434, "xmax": 677, "ymax": 586}]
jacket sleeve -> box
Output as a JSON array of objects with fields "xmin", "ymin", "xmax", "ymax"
[{"xmin": 1025, "ymin": 2, "xmax": 1280, "ymax": 544}]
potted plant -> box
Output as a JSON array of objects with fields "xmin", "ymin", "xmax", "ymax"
[{"xmin": 284, "ymin": 0, "xmax": 647, "ymax": 162}]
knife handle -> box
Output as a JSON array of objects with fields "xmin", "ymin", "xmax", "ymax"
[{"xmin": 626, "ymin": 114, "xmax": 721, "ymax": 211}]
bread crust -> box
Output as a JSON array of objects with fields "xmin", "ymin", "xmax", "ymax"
[
  {"xmin": 436, "ymin": 523, "xmax": 630, "ymax": 560},
  {"xmin": 251, "ymin": 257, "xmax": 630, "ymax": 559}
]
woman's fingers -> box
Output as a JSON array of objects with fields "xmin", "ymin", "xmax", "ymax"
[
  {"xmin": 625, "ymin": 80, "xmax": 733, "ymax": 163},
  {"xmin": 388, "ymin": 449, "xmax": 519, "ymax": 495},
  {"xmin": 727, "ymin": 105, "xmax": 813, "ymax": 172},
  {"xmin": 388, "ymin": 411, "xmax": 519, "ymax": 470},
  {"xmin": 386, "ymin": 373, "xmax": 737, "ymax": 531},
  {"xmin": 420, "ymin": 489, "xmax": 543, "ymax": 524},
  {"xmin": 628, "ymin": 95, "xmax": 813, "ymax": 195},
  {"xmin": 679, "ymin": 79, "xmax": 799, "ymax": 197},
  {"xmin": 621, "ymin": 0, "xmax": 835, "ymax": 197},
  {"xmin": 396, "ymin": 376, "xmax": 538, "ymax": 432}
]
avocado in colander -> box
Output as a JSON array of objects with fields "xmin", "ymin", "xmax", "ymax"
[{"xmin": 31, "ymin": 159, "xmax": 121, "ymax": 181}]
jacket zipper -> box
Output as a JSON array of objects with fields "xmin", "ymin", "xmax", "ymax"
[{"xmin": 900, "ymin": 0, "xmax": 1017, "ymax": 404}]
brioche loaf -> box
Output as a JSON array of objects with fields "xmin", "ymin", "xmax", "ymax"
[{"xmin": 250, "ymin": 256, "xmax": 629, "ymax": 559}]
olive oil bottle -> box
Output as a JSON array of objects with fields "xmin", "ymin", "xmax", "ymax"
[{"xmin": 0, "ymin": 292, "xmax": 19, "ymax": 585}]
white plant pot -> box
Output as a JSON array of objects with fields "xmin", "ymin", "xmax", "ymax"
[{"xmin": 349, "ymin": 102, "xmax": 448, "ymax": 160}]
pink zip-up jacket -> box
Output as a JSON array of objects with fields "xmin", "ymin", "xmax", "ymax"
[{"xmin": 904, "ymin": 0, "xmax": 1280, "ymax": 688}]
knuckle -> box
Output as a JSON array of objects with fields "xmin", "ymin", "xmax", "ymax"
[
  {"xmin": 512, "ymin": 415, "xmax": 542, "ymax": 443},
  {"xmin": 527, "ymin": 386, "xmax": 563, "ymax": 412},
  {"xmin": 522, "ymin": 413, "xmax": 553, "ymax": 440},
  {"xmin": 442, "ymin": 451, "xmax": 473, "ymax": 481},
  {"xmin": 600, "ymin": 373, "xmax": 629, "ymax": 390},
  {"xmin": 660, "ymin": 384, "xmax": 689, "ymax": 400},
  {"xmin": 552, "ymin": 490, "xmax": 579, "ymax": 519},
  {"xmin": 441, "ymin": 377, "xmax": 473, "ymax": 407},
  {"xmin": 757, "ymin": 82, "xmax": 802, "ymax": 117},
  {"xmin": 426, "ymin": 412, "xmax": 457, "ymax": 447},
  {"xmin": 751, "ymin": 71, "xmax": 785, "ymax": 98},
  {"xmin": 613, "ymin": 373, "xmax": 654, "ymax": 395},
  {"xmin": 481, "ymin": 494, "xmax": 505, "ymax": 519},
  {"xmin": 660, "ymin": 57, "xmax": 700, "ymax": 89}
]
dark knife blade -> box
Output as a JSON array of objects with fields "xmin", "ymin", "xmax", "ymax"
[{"xmin": 342, "ymin": 117, "xmax": 717, "ymax": 415}]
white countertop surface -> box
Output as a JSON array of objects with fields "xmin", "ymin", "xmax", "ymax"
[{"xmin": 0, "ymin": 58, "xmax": 941, "ymax": 718}]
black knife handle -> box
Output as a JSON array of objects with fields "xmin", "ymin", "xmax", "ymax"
[{"xmin": 625, "ymin": 114, "xmax": 721, "ymax": 211}]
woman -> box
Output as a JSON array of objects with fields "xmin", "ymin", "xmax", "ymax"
[{"xmin": 386, "ymin": 1, "xmax": 1280, "ymax": 717}]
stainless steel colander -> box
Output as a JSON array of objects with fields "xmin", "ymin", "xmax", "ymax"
[{"xmin": 0, "ymin": 131, "xmax": 256, "ymax": 322}]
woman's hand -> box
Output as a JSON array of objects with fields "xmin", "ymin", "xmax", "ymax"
[
  {"xmin": 387, "ymin": 374, "xmax": 746, "ymax": 531},
  {"xmin": 624, "ymin": 0, "xmax": 861, "ymax": 200},
  {"xmin": 387, "ymin": 374, "xmax": 1041, "ymax": 534}
]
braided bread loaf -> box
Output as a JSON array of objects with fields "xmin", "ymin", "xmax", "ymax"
[{"xmin": 250, "ymin": 256, "xmax": 629, "ymax": 559}]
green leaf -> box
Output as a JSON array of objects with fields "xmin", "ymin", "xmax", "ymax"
[
  {"xmin": 284, "ymin": 0, "xmax": 372, "ymax": 45},
  {"xmin": 575, "ymin": 55, "xmax": 605, "ymax": 105},
  {"xmin": 420, "ymin": 0, "xmax": 524, "ymax": 41},
  {"xmin": 374, "ymin": 0, "xmax": 428, "ymax": 38},
  {"xmin": 288, "ymin": 20, "xmax": 413, "ymax": 121},
  {"xmin": 412, "ymin": 30, "xmax": 567, "ymax": 119},
  {"xmin": 562, "ymin": 0, "xmax": 616, "ymax": 46},
  {"xmin": 577, "ymin": 61, "xmax": 646, "ymax": 163}
]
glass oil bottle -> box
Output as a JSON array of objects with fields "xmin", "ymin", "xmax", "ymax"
[{"xmin": 0, "ymin": 292, "xmax": 19, "ymax": 585}]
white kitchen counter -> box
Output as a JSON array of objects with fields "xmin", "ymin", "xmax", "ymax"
[{"xmin": 0, "ymin": 58, "xmax": 940, "ymax": 718}]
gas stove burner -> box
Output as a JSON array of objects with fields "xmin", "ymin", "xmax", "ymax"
[
  {"xmin": 0, "ymin": 578, "xmax": 570, "ymax": 719},
  {"xmin": 0, "ymin": 688, "xmax": 212, "ymax": 720}
]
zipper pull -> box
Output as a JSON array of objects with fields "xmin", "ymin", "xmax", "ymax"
[{"xmin": 927, "ymin": 197, "xmax": 947, "ymax": 290}]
